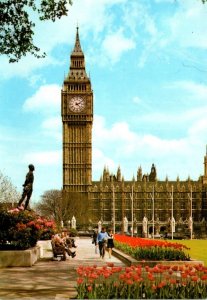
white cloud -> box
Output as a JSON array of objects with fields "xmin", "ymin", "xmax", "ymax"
[
  {"xmin": 166, "ymin": 81, "xmax": 207, "ymax": 101},
  {"xmin": 168, "ymin": 0, "xmax": 207, "ymax": 49},
  {"xmin": 93, "ymin": 148, "xmax": 116, "ymax": 178},
  {"xmin": 23, "ymin": 150, "xmax": 61, "ymax": 166},
  {"xmin": 23, "ymin": 84, "xmax": 61, "ymax": 114},
  {"xmin": 188, "ymin": 118, "xmax": 207, "ymax": 138},
  {"xmin": 92, "ymin": 114, "xmax": 205, "ymax": 180},
  {"xmin": 0, "ymin": 55, "xmax": 62, "ymax": 81},
  {"xmin": 154, "ymin": 0, "xmax": 174, "ymax": 2},
  {"xmin": 135, "ymin": 0, "xmax": 207, "ymax": 67},
  {"xmin": 41, "ymin": 116, "xmax": 62, "ymax": 140},
  {"xmin": 41, "ymin": 116, "xmax": 61, "ymax": 131},
  {"xmin": 102, "ymin": 29, "xmax": 136, "ymax": 63},
  {"xmin": 0, "ymin": 0, "xmax": 128, "ymax": 80}
]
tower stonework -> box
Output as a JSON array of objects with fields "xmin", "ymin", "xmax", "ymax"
[{"xmin": 61, "ymin": 27, "xmax": 93, "ymax": 194}]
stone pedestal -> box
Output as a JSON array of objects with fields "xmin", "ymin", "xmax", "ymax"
[{"xmin": 37, "ymin": 240, "xmax": 53, "ymax": 258}]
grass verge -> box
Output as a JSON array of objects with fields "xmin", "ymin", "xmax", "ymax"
[{"xmin": 167, "ymin": 239, "xmax": 207, "ymax": 266}]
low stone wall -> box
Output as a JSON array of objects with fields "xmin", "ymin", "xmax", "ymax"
[
  {"xmin": 112, "ymin": 248, "xmax": 204, "ymax": 267},
  {"xmin": 0, "ymin": 246, "xmax": 40, "ymax": 268}
]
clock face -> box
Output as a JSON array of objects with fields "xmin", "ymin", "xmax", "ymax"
[{"xmin": 69, "ymin": 96, "xmax": 86, "ymax": 112}]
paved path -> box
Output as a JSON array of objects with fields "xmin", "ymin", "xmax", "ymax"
[{"xmin": 0, "ymin": 238, "xmax": 125, "ymax": 300}]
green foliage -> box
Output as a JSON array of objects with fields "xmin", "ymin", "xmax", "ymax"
[
  {"xmin": 77, "ymin": 280, "xmax": 207, "ymax": 299},
  {"xmin": 0, "ymin": 210, "xmax": 40, "ymax": 249},
  {"xmin": 0, "ymin": 209, "xmax": 57, "ymax": 249},
  {"xmin": 0, "ymin": 0, "xmax": 73, "ymax": 62},
  {"xmin": 38, "ymin": 0, "xmax": 72, "ymax": 21},
  {"xmin": 39, "ymin": 227, "xmax": 56, "ymax": 240},
  {"xmin": 115, "ymin": 241, "xmax": 190, "ymax": 261},
  {"xmin": 69, "ymin": 228, "xmax": 78, "ymax": 237}
]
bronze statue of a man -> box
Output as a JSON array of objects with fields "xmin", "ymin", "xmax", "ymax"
[{"xmin": 17, "ymin": 164, "xmax": 35, "ymax": 210}]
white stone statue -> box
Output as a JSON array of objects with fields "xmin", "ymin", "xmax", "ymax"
[
  {"xmin": 71, "ymin": 216, "xmax": 76, "ymax": 229},
  {"xmin": 171, "ymin": 217, "xmax": 175, "ymax": 233},
  {"xmin": 142, "ymin": 216, "xmax": 148, "ymax": 234},
  {"xmin": 123, "ymin": 216, "xmax": 128, "ymax": 233},
  {"xmin": 98, "ymin": 220, "xmax": 102, "ymax": 233},
  {"xmin": 188, "ymin": 216, "xmax": 193, "ymax": 230}
]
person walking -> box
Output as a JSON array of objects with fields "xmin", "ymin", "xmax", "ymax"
[
  {"xmin": 92, "ymin": 228, "xmax": 98, "ymax": 254},
  {"xmin": 107, "ymin": 229, "xmax": 114, "ymax": 258},
  {"xmin": 17, "ymin": 164, "xmax": 35, "ymax": 210},
  {"xmin": 97, "ymin": 227, "xmax": 109, "ymax": 259}
]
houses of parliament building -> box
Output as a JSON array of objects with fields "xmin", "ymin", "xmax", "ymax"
[{"xmin": 61, "ymin": 28, "xmax": 207, "ymax": 238}]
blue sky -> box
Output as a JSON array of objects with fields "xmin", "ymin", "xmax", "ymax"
[{"xmin": 0, "ymin": 0, "xmax": 207, "ymax": 202}]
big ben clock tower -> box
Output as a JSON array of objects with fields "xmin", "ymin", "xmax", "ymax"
[{"xmin": 61, "ymin": 27, "xmax": 93, "ymax": 195}]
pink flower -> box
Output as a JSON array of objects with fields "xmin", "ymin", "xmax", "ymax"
[
  {"xmin": 77, "ymin": 278, "xmax": 83, "ymax": 285},
  {"xmin": 191, "ymin": 276, "xmax": 199, "ymax": 282},
  {"xmin": 107, "ymin": 262, "xmax": 114, "ymax": 268},
  {"xmin": 87, "ymin": 285, "xmax": 92, "ymax": 292},
  {"xmin": 201, "ymin": 275, "xmax": 207, "ymax": 281}
]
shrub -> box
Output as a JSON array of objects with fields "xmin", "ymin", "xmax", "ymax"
[
  {"xmin": 37, "ymin": 217, "xmax": 57, "ymax": 240},
  {"xmin": 69, "ymin": 228, "xmax": 78, "ymax": 237},
  {"xmin": 0, "ymin": 209, "xmax": 57, "ymax": 250}
]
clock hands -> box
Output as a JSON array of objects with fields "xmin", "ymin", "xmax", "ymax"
[{"xmin": 69, "ymin": 96, "xmax": 85, "ymax": 112}]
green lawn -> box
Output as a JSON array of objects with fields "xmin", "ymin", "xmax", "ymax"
[{"xmin": 168, "ymin": 239, "xmax": 207, "ymax": 266}]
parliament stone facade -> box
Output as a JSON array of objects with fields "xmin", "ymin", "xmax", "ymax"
[{"xmin": 61, "ymin": 28, "xmax": 207, "ymax": 238}]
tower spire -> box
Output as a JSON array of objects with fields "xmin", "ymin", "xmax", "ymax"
[{"xmin": 71, "ymin": 26, "xmax": 83, "ymax": 56}]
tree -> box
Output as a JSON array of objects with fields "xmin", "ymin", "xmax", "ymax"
[
  {"xmin": 62, "ymin": 191, "xmax": 93, "ymax": 228},
  {"xmin": 0, "ymin": 0, "xmax": 73, "ymax": 63},
  {"xmin": 0, "ymin": 170, "xmax": 20, "ymax": 206},
  {"xmin": 35, "ymin": 189, "xmax": 63, "ymax": 225},
  {"xmin": 35, "ymin": 189, "xmax": 93, "ymax": 229}
]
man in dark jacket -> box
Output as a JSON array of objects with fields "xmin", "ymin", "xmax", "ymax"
[{"xmin": 17, "ymin": 164, "xmax": 35, "ymax": 210}]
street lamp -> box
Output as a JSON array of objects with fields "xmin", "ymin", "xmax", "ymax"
[
  {"xmin": 112, "ymin": 185, "xmax": 115, "ymax": 234},
  {"xmin": 188, "ymin": 186, "xmax": 193, "ymax": 240},
  {"xmin": 150, "ymin": 186, "xmax": 155, "ymax": 239},
  {"xmin": 130, "ymin": 185, "xmax": 134, "ymax": 237},
  {"xmin": 169, "ymin": 185, "xmax": 174, "ymax": 240}
]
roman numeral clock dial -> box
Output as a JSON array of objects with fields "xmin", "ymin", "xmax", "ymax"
[{"xmin": 69, "ymin": 96, "xmax": 86, "ymax": 113}]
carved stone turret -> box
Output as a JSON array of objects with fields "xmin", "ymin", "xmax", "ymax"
[
  {"xmin": 149, "ymin": 163, "xmax": 157, "ymax": 182},
  {"xmin": 117, "ymin": 166, "xmax": 121, "ymax": 182},
  {"xmin": 137, "ymin": 166, "xmax": 142, "ymax": 181},
  {"xmin": 203, "ymin": 146, "xmax": 207, "ymax": 185}
]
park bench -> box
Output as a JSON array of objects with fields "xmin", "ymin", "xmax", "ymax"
[{"xmin": 51, "ymin": 240, "xmax": 66, "ymax": 261}]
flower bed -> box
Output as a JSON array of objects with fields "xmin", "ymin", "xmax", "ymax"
[
  {"xmin": 76, "ymin": 263, "xmax": 207, "ymax": 299},
  {"xmin": 114, "ymin": 235, "xmax": 190, "ymax": 261}
]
